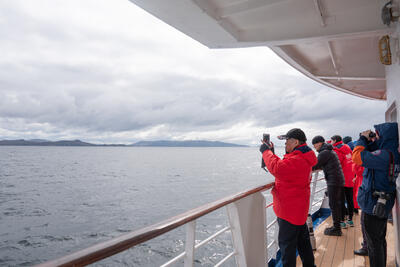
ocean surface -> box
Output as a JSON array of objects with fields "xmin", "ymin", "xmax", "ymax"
[{"xmin": 0, "ymin": 146, "xmax": 285, "ymax": 266}]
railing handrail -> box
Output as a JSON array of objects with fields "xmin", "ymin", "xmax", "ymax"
[{"xmin": 35, "ymin": 183, "xmax": 275, "ymax": 267}]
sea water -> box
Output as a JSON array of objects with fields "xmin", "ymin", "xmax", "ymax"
[{"xmin": 0, "ymin": 146, "xmax": 282, "ymax": 266}]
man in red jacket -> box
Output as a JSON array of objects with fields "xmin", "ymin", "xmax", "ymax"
[
  {"xmin": 331, "ymin": 135, "xmax": 355, "ymax": 227},
  {"xmin": 260, "ymin": 128, "xmax": 317, "ymax": 267}
]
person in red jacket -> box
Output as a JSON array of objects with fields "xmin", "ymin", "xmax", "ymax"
[
  {"xmin": 260, "ymin": 128, "xmax": 317, "ymax": 267},
  {"xmin": 353, "ymin": 163, "xmax": 368, "ymax": 256},
  {"xmin": 331, "ymin": 135, "xmax": 355, "ymax": 227}
]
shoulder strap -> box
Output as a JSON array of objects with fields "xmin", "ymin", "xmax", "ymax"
[{"xmin": 386, "ymin": 150, "xmax": 396, "ymax": 182}]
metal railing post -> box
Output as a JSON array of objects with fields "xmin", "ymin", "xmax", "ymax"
[
  {"xmin": 184, "ymin": 221, "xmax": 196, "ymax": 267},
  {"xmin": 265, "ymin": 207, "xmax": 269, "ymax": 261},
  {"xmin": 226, "ymin": 203, "xmax": 247, "ymax": 267},
  {"xmin": 309, "ymin": 171, "xmax": 319, "ymax": 213}
]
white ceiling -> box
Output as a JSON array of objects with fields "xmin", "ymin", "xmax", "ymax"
[{"xmin": 130, "ymin": 0, "xmax": 398, "ymax": 100}]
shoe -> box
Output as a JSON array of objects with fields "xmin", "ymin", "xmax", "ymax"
[
  {"xmin": 340, "ymin": 222, "xmax": 347, "ymax": 229},
  {"xmin": 347, "ymin": 220, "xmax": 354, "ymax": 227},
  {"xmin": 354, "ymin": 248, "xmax": 368, "ymax": 256},
  {"xmin": 324, "ymin": 226, "xmax": 342, "ymax": 236}
]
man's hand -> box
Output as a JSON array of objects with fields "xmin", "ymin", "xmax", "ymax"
[
  {"xmin": 259, "ymin": 143, "xmax": 271, "ymax": 153},
  {"xmin": 361, "ymin": 130, "xmax": 372, "ymax": 140}
]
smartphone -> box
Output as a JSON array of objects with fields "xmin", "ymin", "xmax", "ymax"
[{"xmin": 263, "ymin": 133, "xmax": 270, "ymax": 143}]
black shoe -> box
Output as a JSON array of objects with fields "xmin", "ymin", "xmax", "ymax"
[
  {"xmin": 354, "ymin": 248, "xmax": 368, "ymax": 256},
  {"xmin": 324, "ymin": 226, "xmax": 342, "ymax": 236}
]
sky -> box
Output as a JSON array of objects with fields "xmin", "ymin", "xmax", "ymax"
[{"xmin": 0, "ymin": 0, "xmax": 387, "ymax": 146}]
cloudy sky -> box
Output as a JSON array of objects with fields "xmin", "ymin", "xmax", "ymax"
[{"xmin": 0, "ymin": 0, "xmax": 387, "ymax": 145}]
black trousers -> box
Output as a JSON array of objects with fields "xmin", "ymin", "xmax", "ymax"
[
  {"xmin": 327, "ymin": 185, "xmax": 342, "ymax": 229},
  {"xmin": 278, "ymin": 218, "xmax": 315, "ymax": 267},
  {"xmin": 360, "ymin": 211, "xmax": 368, "ymax": 250},
  {"xmin": 341, "ymin": 187, "xmax": 354, "ymax": 221},
  {"xmin": 363, "ymin": 212, "xmax": 387, "ymax": 267}
]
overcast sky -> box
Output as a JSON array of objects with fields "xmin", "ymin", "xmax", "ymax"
[{"xmin": 0, "ymin": 0, "xmax": 387, "ymax": 145}]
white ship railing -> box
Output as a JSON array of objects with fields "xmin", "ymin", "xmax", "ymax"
[{"xmin": 35, "ymin": 170, "xmax": 326, "ymax": 267}]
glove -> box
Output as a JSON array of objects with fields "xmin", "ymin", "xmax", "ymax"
[
  {"xmin": 259, "ymin": 143, "xmax": 270, "ymax": 153},
  {"xmin": 359, "ymin": 135, "xmax": 369, "ymax": 143}
]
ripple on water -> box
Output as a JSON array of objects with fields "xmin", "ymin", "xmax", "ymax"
[
  {"xmin": 0, "ymin": 245, "xmax": 21, "ymax": 252},
  {"xmin": 17, "ymin": 238, "xmax": 44, "ymax": 248},
  {"xmin": 27, "ymin": 208, "xmax": 51, "ymax": 217},
  {"xmin": 41, "ymin": 235, "xmax": 74, "ymax": 242}
]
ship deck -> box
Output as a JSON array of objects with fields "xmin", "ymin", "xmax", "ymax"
[{"xmin": 296, "ymin": 213, "xmax": 395, "ymax": 266}]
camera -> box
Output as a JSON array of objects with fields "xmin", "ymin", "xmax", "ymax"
[
  {"xmin": 359, "ymin": 131, "xmax": 376, "ymax": 138},
  {"xmin": 263, "ymin": 133, "xmax": 270, "ymax": 144},
  {"xmin": 372, "ymin": 191, "xmax": 391, "ymax": 218}
]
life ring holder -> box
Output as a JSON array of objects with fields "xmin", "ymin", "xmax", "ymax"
[{"xmin": 379, "ymin": 35, "xmax": 392, "ymax": 65}]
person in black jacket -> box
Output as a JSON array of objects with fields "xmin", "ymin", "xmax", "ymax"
[{"xmin": 312, "ymin": 135, "xmax": 345, "ymax": 236}]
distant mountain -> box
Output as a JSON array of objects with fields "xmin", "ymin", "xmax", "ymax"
[
  {"xmin": 0, "ymin": 139, "xmax": 247, "ymax": 147},
  {"xmin": 0, "ymin": 139, "xmax": 95, "ymax": 146},
  {"xmin": 131, "ymin": 140, "xmax": 247, "ymax": 147},
  {"xmin": 27, "ymin": 139, "xmax": 49, "ymax": 143}
]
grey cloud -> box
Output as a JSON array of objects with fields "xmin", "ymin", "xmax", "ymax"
[
  {"xmin": 0, "ymin": 62, "xmax": 386, "ymax": 142},
  {"xmin": 0, "ymin": 0, "xmax": 388, "ymax": 144}
]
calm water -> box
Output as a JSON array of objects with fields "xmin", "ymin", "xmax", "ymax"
[{"xmin": 0, "ymin": 146, "xmax": 280, "ymax": 266}]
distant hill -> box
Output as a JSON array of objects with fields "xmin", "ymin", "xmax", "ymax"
[
  {"xmin": 131, "ymin": 140, "xmax": 247, "ymax": 147},
  {"xmin": 0, "ymin": 139, "xmax": 95, "ymax": 146},
  {"xmin": 0, "ymin": 139, "xmax": 247, "ymax": 147}
]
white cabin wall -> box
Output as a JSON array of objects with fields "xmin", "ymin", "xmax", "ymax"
[
  {"xmin": 385, "ymin": 21, "xmax": 400, "ymax": 267},
  {"xmin": 386, "ymin": 23, "xmax": 400, "ymax": 111}
]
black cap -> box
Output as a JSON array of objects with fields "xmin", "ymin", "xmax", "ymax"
[
  {"xmin": 277, "ymin": 128, "xmax": 307, "ymax": 142},
  {"xmin": 343, "ymin": 136, "xmax": 352, "ymax": 144},
  {"xmin": 312, "ymin": 135, "xmax": 325, "ymax": 144},
  {"xmin": 331, "ymin": 135, "xmax": 342, "ymax": 142}
]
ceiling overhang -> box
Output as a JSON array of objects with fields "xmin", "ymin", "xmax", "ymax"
[{"xmin": 130, "ymin": 0, "xmax": 398, "ymax": 100}]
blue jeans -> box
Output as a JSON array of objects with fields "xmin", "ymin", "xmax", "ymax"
[{"xmin": 278, "ymin": 218, "xmax": 315, "ymax": 267}]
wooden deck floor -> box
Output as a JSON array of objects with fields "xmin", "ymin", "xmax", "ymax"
[{"xmin": 296, "ymin": 213, "xmax": 395, "ymax": 266}]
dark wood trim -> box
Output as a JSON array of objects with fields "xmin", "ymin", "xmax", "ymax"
[{"xmin": 35, "ymin": 183, "xmax": 274, "ymax": 267}]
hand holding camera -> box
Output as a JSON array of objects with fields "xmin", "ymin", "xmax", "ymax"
[
  {"xmin": 260, "ymin": 133, "xmax": 274, "ymax": 171},
  {"xmin": 260, "ymin": 133, "xmax": 274, "ymax": 153},
  {"xmin": 360, "ymin": 130, "xmax": 377, "ymax": 141}
]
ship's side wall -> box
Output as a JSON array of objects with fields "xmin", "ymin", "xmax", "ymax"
[{"xmin": 385, "ymin": 22, "xmax": 400, "ymax": 266}]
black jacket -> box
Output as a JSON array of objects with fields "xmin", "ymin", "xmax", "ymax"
[{"xmin": 313, "ymin": 143, "xmax": 345, "ymax": 186}]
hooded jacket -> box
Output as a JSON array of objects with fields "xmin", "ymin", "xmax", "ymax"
[
  {"xmin": 332, "ymin": 141, "xmax": 355, "ymax": 187},
  {"xmin": 352, "ymin": 122, "xmax": 400, "ymax": 217},
  {"xmin": 262, "ymin": 144, "xmax": 317, "ymax": 225},
  {"xmin": 313, "ymin": 143, "xmax": 345, "ymax": 186}
]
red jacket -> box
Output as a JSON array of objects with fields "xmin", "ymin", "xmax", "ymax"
[
  {"xmin": 332, "ymin": 141, "xmax": 354, "ymax": 187},
  {"xmin": 262, "ymin": 144, "xmax": 317, "ymax": 225},
  {"xmin": 352, "ymin": 163, "xmax": 364, "ymax": 209}
]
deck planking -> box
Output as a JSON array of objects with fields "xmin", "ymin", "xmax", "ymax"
[{"xmin": 295, "ymin": 212, "xmax": 394, "ymax": 266}]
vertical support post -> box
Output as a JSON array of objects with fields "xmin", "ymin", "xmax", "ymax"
[
  {"xmin": 273, "ymin": 220, "xmax": 279, "ymax": 259},
  {"xmin": 184, "ymin": 221, "xmax": 196, "ymax": 267},
  {"xmin": 265, "ymin": 206, "xmax": 269, "ymax": 261},
  {"xmin": 393, "ymin": 178, "xmax": 400, "ymax": 266},
  {"xmin": 309, "ymin": 171, "xmax": 319, "ymax": 212},
  {"xmin": 308, "ymin": 171, "xmax": 319, "ymax": 250},
  {"xmin": 227, "ymin": 203, "xmax": 247, "ymax": 267}
]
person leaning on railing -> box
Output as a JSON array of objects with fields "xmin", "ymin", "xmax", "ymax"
[
  {"xmin": 352, "ymin": 122, "xmax": 400, "ymax": 267},
  {"xmin": 311, "ymin": 135, "xmax": 345, "ymax": 236},
  {"xmin": 260, "ymin": 128, "xmax": 317, "ymax": 267}
]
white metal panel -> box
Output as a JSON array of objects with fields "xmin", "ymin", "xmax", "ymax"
[
  {"xmin": 129, "ymin": 0, "xmax": 395, "ymax": 99},
  {"xmin": 386, "ymin": 21, "xmax": 400, "ymax": 266},
  {"xmin": 227, "ymin": 192, "xmax": 267, "ymax": 267}
]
